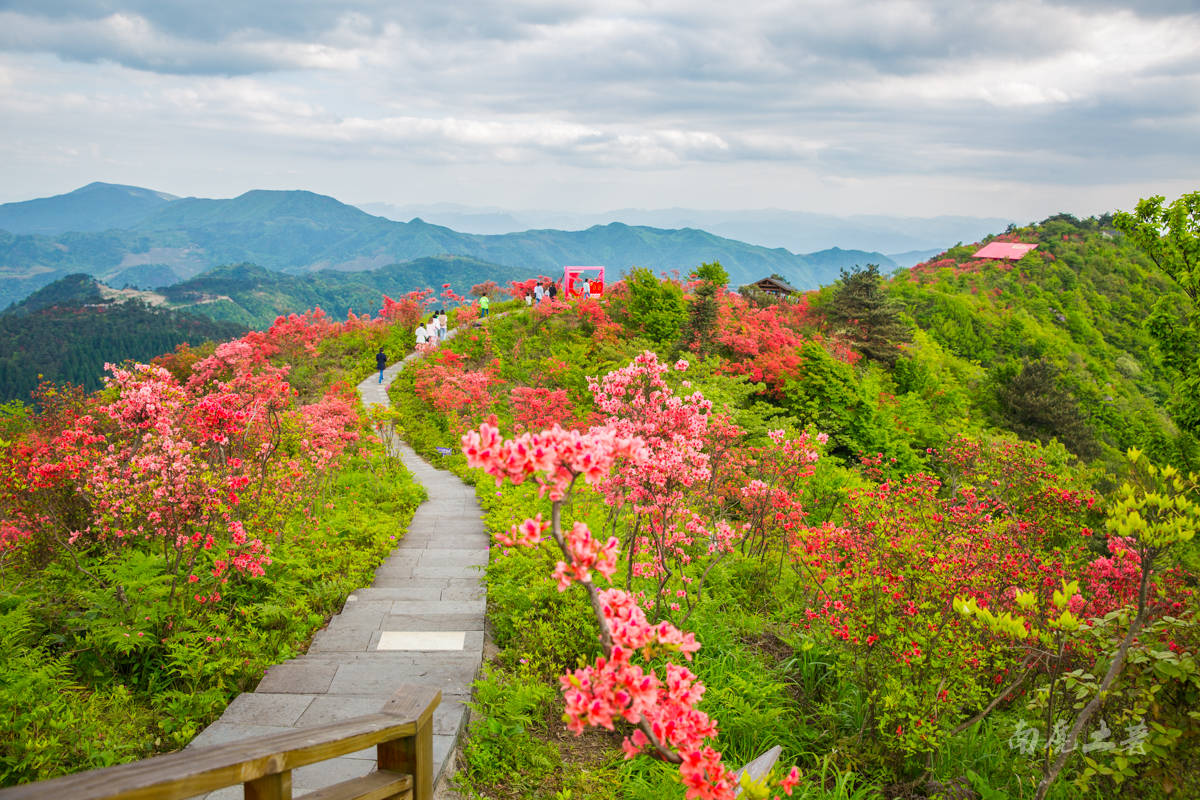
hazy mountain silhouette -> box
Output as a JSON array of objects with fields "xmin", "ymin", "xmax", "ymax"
[{"xmin": 0, "ymin": 184, "xmax": 899, "ymax": 309}]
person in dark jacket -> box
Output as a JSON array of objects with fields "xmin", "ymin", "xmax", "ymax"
[{"xmin": 376, "ymin": 348, "xmax": 387, "ymax": 383}]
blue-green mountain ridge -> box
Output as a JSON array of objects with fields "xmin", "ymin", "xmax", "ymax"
[{"xmin": 0, "ymin": 183, "xmax": 894, "ymax": 310}]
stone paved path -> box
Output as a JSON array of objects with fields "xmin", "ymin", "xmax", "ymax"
[{"xmin": 189, "ymin": 338, "xmax": 487, "ymax": 798}]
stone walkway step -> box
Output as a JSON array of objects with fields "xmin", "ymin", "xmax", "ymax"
[{"xmin": 186, "ymin": 348, "xmax": 488, "ymax": 799}]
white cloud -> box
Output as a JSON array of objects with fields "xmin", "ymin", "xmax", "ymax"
[
  {"xmin": 0, "ymin": 1, "xmax": 1197, "ymax": 216},
  {"xmin": 0, "ymin": 10, "xmax": 371, "ymax": 74}
]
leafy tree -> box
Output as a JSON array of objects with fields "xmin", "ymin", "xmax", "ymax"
[
  {"xmin": 1113, "ymin": 192, "xmax": 1200, "ymax": 433},
  {"xmin": 470, "ymin": 280, "xmax": 501, "ymax": 298},
  {"xmin": 623, "ymin": 267, "xmax": 686, "ymax": 346},
  {"xmin": 782, "ymin": 341, "xmax": 904, "ymax": 461},
  {"xmin": 825, "ymin": 263, "xmax": 910, "ymax": 366},
  {"xmin": 1114, "ymin": 193, "xmax": 1200, "ymax": 303}
]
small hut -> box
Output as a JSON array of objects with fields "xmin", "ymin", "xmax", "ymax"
[{"xmin": 749, "ymin": 276, "xmax": 799, "ymax": 297}]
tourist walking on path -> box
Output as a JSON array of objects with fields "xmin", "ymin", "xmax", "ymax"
[
  {"xmin": 375, "ymin": 348, "xmax": 387, "ymax": 383},
  {"xmin": 534, "ymin": 283, "xmax": 544, "ymax": 304},
  {"xmin": 480, "ymin": 294, "xmax": 490, "ymax": 318},
  {"xmin": 415, "ymin": 321, "xmax": 428, "ymax": 345},
  {"xmin": 438, "ymin": 309, "xmax": 449, "ymax": 340}
]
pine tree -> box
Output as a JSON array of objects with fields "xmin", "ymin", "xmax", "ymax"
[
  {"xmin": 996, "ymin": 358, "xmax": 1098, "ymax": 458},
  {"xmin": 679, "ymin": 261, "xmax": 728, "ymax": 358},
  {"xmin": 826, "ymin": 264, "xmax": 910, "ymax": 366}
]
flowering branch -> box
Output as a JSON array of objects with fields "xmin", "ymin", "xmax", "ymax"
[{"xmin": 463, "ymin": 419, "xmax": 748, "ymax": 798}]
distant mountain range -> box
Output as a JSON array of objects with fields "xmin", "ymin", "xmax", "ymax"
[
  {"xmin": 357, "ymin": 201, "xmax": 1013, "ymax": 256},
  {"xmin": 0, "ymin": 183, "xmax": 906, "ymax": 310},
  {"xmin": 0, "ymin": 183, "xmax": 179, "ymax": 236}
]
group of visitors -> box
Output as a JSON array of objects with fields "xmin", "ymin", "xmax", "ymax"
[
  {"xmin": 376, "ymin": 278, "xmax": 587, "ymax": 385},
  {"xmin": 373, "ymin": 274, "xmax": 602, "ymax": 387},
  {"xmin": 374, "ymin": 307, "xmax": 453, "ymax": 383},
  {"xmin": 526, "ymin": 280, "xmax": 559, "ymax": 305},
  {"xmin": 374, "ymin": 308, "xmax": 450, "ymax": 383},
  {"xmin": 416, "ymin": 309, "xmax": 449, "ymax": 345}
]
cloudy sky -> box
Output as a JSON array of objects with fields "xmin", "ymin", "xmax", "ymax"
[{"xmin": 1, "ymin": 0, "xmax": 1197, "ymax": 220}]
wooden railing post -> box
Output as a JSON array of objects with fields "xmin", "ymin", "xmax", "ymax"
[
  {"xmin": 378, "ymin": 686, "xmax": 440, "ymax": 800},
  {"xmin": 0, "ymin": 684, "xmax": 441, "ymax": 800},
  {"xmin": 244, "ymin": 771, "xmax": 292, "ymax": 800}
]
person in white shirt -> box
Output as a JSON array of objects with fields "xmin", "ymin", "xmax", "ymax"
[
  {"xmin": 437, "ymin": 309, "xmax": 448, "ymax": 340},
  {"xmin": 534, "ymin": 283, "xmax": 544, "ymax": 304},
  {"xmin": 415, "ymin": 322, "xmax": 428, "ymax": 345}
]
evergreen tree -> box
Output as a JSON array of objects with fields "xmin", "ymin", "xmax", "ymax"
[
  {"xmin": 678, "ymin": 261, "xmax": 727, "ymax": 358},
  {"xmin": 996, "ymin": 358, "xmax": 1098, "ymax": 458},
  {"xmin": 826, "ymin": 264, "xmax": 910, "ymax": 366}
]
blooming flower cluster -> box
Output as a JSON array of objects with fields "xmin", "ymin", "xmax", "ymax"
[
  {"xmin": 551, "ymin": 521, "xmax": 620, "ymax": 590},
  {"xmin": 463, "ymin": 417, "xmax": 648, "ymax": 500},
  {"xmin": 463, "ymin": 414, "xmax": 751, "ymax": 799}
]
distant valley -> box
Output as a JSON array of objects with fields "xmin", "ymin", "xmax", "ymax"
[{"xmin": 0, "ymin": 252, "xmax": 533, "ymax": 402}]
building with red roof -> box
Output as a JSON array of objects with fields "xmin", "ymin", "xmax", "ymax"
[{"xmin": 973, "ymin": 242, "xmax": 1037, "ymax": 260}]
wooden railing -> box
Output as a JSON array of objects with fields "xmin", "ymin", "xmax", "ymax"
[{"xmin": 0, "ymin": 686, "xmax": 440, "ymax": 800}]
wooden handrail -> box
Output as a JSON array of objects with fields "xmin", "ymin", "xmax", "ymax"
[{"xmin": 0, "ymin": 686, "xmax": 440, "ymax": 800}]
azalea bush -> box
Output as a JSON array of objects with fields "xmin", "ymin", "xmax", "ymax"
[
  {"xmin": 0, "ymin": 299, "xmax": 428, "ymax": 784},
  {"xmin": 784, "ymin": 438, "xmax": 1099, "ymax": 763},
  {"xmin": 390, "ymin": 264, "xmax": 1199, "ymax": 798},
  {"xmin": 462, "ymin": 417, "xmax": 803, "ymax": 800}
]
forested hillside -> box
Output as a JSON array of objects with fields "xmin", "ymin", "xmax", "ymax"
[
  {"xmin": 0, "ymin": 280, "xmax": 247, "ymax": 402},
  {"xmin": 158, "ymin": 256, "xmax": 528, "ymax": 328},
  {"xmin": 881, "ymin": 213, "xmax": 1194, "ymax": 468},
  {"xmin": 0, "ymin": 258, "xmax": 519, "ymax": 398}
]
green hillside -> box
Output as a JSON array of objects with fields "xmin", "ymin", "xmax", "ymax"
[
  {"xmin": 382, "ymin": 197, "xmax": 1200, "ymax": 799},
  {"xmin": 0, "ymin": 278, "xmax": 246, "ymax": 402},
  {"xmin": 880, "ymin": 213, "xmax": 1194, "ymax": 467},
  {"xmin": 0, "ymin": 254, "xmax": 521, "ymax": 394},
  {"xmin": 159, "ymin": 255, "xmax": 529, "ymax": 328},
  {"xmin": 4, "ymin": 272, "xmax": 104, "ymax": 315}
]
